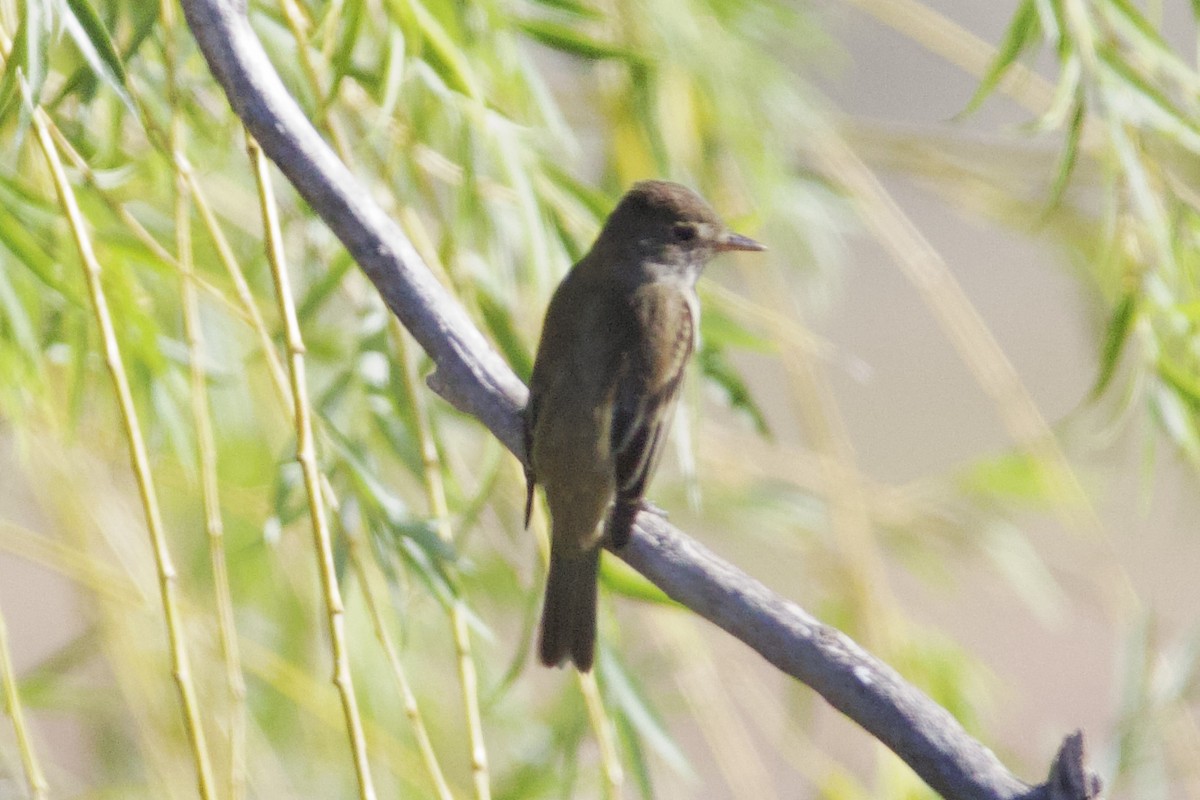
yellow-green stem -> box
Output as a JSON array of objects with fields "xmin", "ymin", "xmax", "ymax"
[
  {"xmin": 343, "ymin": 522, "xmax": 456, "ymax": 800},
  {"xmin": 27, "ymin": 84, "xmax": 216, "ymax": 800},
  {"xmin": 248, "ymin": 134, "xmax": 377, "ymax": 800},
  {"xmin": 183, "ymin": 166, "xmax": 293, "ymax": 409},
  {"xmin": 393, "ymin": 322, "xmax": 491, "ymax": 800},
  {"xmin": 0, "ymin": 602, "xmax": 48, "ymax": 799},
  {"xmin": 578, "ymin": 671, "xmax": 624, "ymax": 799},
  {"xmin": 163, "ymin": 0, "xmax": 250, "ymax": 792}
]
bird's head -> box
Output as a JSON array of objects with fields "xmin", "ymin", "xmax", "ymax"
[{"xmin": 595, "ymin": 180, "xmax": 764, "ymax": 281}]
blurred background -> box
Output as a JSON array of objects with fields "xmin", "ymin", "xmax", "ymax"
[{"xmin": 1, "ymin": 0, "xmax": 1198, "ymax": 798}]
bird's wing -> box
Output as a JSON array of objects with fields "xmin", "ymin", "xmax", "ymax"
[
  {"xmin": 608, "ymin": 283, "xmax": 695, "ymax": 545},
  {"xmin": 523, "ymin": 394, "xmax": 539, "ymax": 528}
]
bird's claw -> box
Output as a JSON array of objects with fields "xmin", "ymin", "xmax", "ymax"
[{"xmin": 639, "ymin": 500, "xmax": 668, "ymax": 520}]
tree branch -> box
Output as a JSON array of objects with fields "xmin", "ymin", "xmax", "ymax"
[{"xmin": 177, "ymin": 2, "xmax": 1101, "ymax": 797}]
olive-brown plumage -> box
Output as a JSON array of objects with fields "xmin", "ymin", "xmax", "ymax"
[{"xmin": 524, "ymin": 180, "xmax": 764, "ymax": 670}]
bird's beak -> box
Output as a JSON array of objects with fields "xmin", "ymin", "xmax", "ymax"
[{"xmin": 715, "ymin": 231, "xmax": 766, "ymax": 253}]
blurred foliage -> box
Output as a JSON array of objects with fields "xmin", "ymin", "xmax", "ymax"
[
  {"xmin": 0, "ymin": 0, "xmax": 1197, "ymax": 798},
  {"xmin": 967, "ymin": 0, "xmax": 1200, "ymax": 464}
]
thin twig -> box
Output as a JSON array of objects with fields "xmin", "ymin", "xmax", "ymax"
[
  {"xmin": 163, "ymin": 0, "xmax": 250, "ymax": 791},
  {"xmin": 342, "ymin": 518, "xmax": 457, "ymax": 800},
  {"xmin": 191, "ymin": 126, "xmax": 451, "ymax": 795},
  {"xmin": 183, "ymin": 166, "xmax": 293, "ymax": 408},
  {"xmin": 393, "ymin": 323, "xmax": 491, "ymax": 800},
  {"xmin": 26, "ymin": 81, "xmax": 217, "ymax": 800},
  {"xmin": 248, "ymin": 133, "xmax": 377, "ymax": 800},
  {"xmin": 577, "ymin": 671, "xmax": 624, "ymax": 799},
  {"xmin": 45, "ymin": 122, "xmax": 251, "ymax": 321},
  {"xmin": 275, "ymin": 0, "xmax": 354, "ymax": 162},
  {"xmin": 0, "ymin": 602, "xmax": 48, "ymax": 800}
]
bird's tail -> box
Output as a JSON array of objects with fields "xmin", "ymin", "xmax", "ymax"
[{"xmin": 538, "ymin": 547, "xmax": 601, "ymax": 671}]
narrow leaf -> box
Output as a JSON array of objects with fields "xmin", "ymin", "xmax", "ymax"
[
  {"xmin": 961, "ymin": 0, "xmax": 1040, "ymax": 116},
  {"xmin": 297, "ymin": 250, "xmax": 355, "ymax": 321},
  {"xmin": 60, "ymin": 0, "xmax": 134, "ymax": 112},
  {"xmin": 1099, "ymin": 51, "xmax": 1200, "ymax": 154},
  {"xmin": 1091, "ymin": 290, "xmax": 1137, "ymax": 399},
  {"xmin": 0, "ymin": 0, "xmax": 48, "ymax": 121},
  {"xmin": 51, "ymin": 3, "xmax": 156, "ymax": 108},
  {"xmin": 600, "ymin": 651, "xmax": 694, "ymax": 778},
  {"xmin": 0, "ymin": 197, "xmax": 82, "ymax": 304},
  {"xmin": 385, "ymin": 0, "xmax": 483, "ymax": 100},
  {"xmin": 476, "ymin": 286, "xmax": 533, "ymax": 382},
  {"xmin": 528, "ymin": 0, "xmax": 605, "ymax": 20},
  {"xmin": 326, "ymin": 0, "xmax": 365, "ymax": 104},
  {"xmin": 1044, "ymin": 99, "xmax": 1084, "ymax": 211},
  {"xmin": 516, "ymin": 18, "xmax": 645, "ymax": 64},
  {"xmin": 600, "ymin": 554, "xmax": 673, "ymax": 605},
  {"xmin": 698, "ymin": 345, "xmax": 770, "ymax": 436},
  {"xmin": 1158, "ymin": 354, "xmax": 1200, "ymax": 409},
  {"xmin": 62, "ymin": 0, "xmax": 126, "ymax": 84},
  {"xmin": 0, "ymin": 267, "xmax": 40, "ymax": 361},
  {"xmin": 1105, "ymin": 0, "xmax": 1172, "ymax": 53}
]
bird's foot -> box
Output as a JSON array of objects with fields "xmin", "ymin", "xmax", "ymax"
[
  {"xmin": 607, "ymin": 500, "xmax": 669, "ymax": 549},
  {"xmin": 639, "ymin": 500, "xmax": 668, "ymax": 520}
]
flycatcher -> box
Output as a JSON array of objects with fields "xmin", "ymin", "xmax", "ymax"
[{"xmin": 524, "ymin": 180, "xmax": 764, "ymax": 671}]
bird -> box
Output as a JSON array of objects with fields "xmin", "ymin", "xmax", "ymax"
[{"xmin": 523, "ymin": 180, "xmax": 764, "ymax": 671}]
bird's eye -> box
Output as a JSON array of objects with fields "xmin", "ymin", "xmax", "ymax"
[{"xmin": 672, "ymin": 223, "xmax": 697, "ymax": 242}]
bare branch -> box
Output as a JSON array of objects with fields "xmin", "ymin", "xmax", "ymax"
[{"xmin": 177, "ymin": 2, "xmax": 1102, "ymax": 797}]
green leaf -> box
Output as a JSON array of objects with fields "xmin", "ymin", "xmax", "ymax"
[
  {"xmin": 1158, "ymin": 354, "xmax": 1200, "ymax": 409},
  {"xmin": 328, "ymin": 0, "xmax": 365, "ymax": 99},
  {"xmin": 516, "ymin": 18, "xmax": 646, "ymax": 64},
  {"xmin": 51, "ymin": 2, "xmax": 157, "ymax": 108},
  {"xmin": 544, "ymin": 163, "xmax": 611, "ymax": 219},
  {"xmin": 699, "ymin": 302, "xmax": 775, "ymax": 353},
  {"xmin": 1043, "ymin": 99, "xmax": 1083, "ymax": 210},
  {"xmin": 477, "ymin": 285, "xmax": 533, "ymax": 382},
  {"xmin": 600, "ymin": 553, "xmax": 674, "ymax": 605},
  {"xmin": 959, "ymin": 450, "xmax": 1061, "ymax": 507},
  {"xmin": 528, "ymin": 0, "xmax": 605, "ymax": 20},
  {"xmin": 1105, "ymin": 0, "xmax": 1167, "ymax": 48},
  {"xmin": 376, "ymin": 25, "xmax": 406, "ymax": 121},
  {"xmin": 384, "ymin": 517, "xmax": 461, "ymax": 605},
  {"xmin": 961, "ymin": 0, "xmax": 1040, "ymax": 116},
  {"xmin": 0, "ymin": 264, "xmax": 41, "ymax": 362},
  {"xmin": 615, "ymin": 711, "xmax": 655, "ymax": 800},
  {"xmin": 325, "ymin": 419, "xmax": 458, "ymax": 564},
  {"xmin": 22, "ymin": 0, "xmax": 48, "ymax": 99},
  {"xmin": 1150, "ymin": 378, "xmax": 1200, "ymax": 463},
  {"xmin": 0, "ymin": 0, "xmax": 48, "ymax": 122},
  {"xmin": 1039, "ymin": 0, "xmax": 1065, "ymax": 54},
  {"xmin": 1091, "ymin": 290, "xmax": 1137, "ymax": 399},
  {"xmin": 271, "ymin": 459, "xmax": 308, "ymax": 527},
  {"xmin": 298, "ymin": 250, "xmax": 355, "ymax": 321},
  {"xmin": 1098, "ymin": 51, "xmax": 1200, "ymax": 154},
  {"xmin": 697, "ymin": 345, "xmax": 770, "ymax": 435},
  {"xmin": 600, "ymin": 650, "xmax": 694, "ymax": 778},
  {"xmin": 384, "ymin": 0, "xmax": 483, "ymax": 100},
  {"xmin": 0, "ymin": 199, "xmax": 82, "ymax": 304},
  {"xmin": 1101, "ymin": 0, "xmax": 1197, "ymax": 92},
  {"xmin": 980, "ymin": 522, "xmax": 1066, "ymax": 623},
  {"xmin": 60, "ymin": 0, "xmax": 133, "ymax": 112}
]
